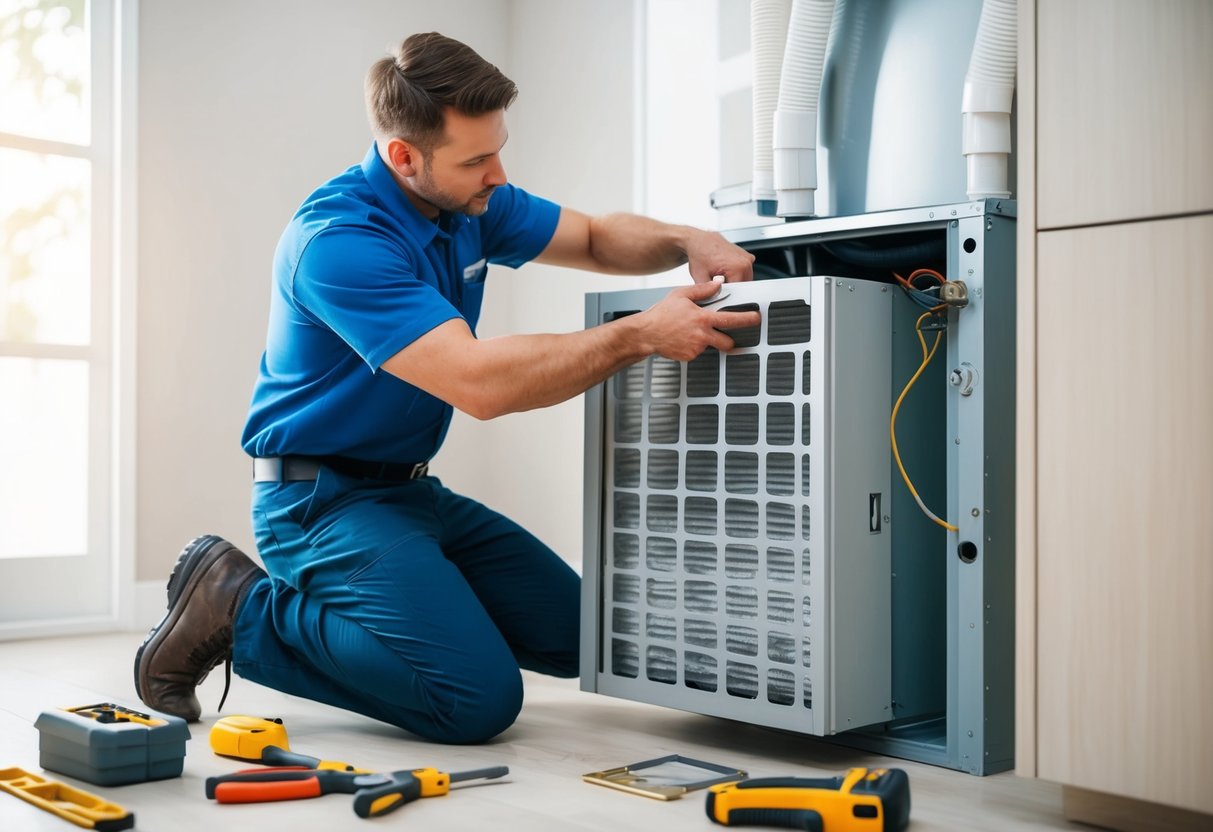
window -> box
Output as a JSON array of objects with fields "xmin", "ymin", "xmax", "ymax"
[{"xmin": 0, "ymin": 0, "xmax": 127, "ymax": 630}]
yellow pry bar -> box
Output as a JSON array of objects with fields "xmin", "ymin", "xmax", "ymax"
[{"xmin": 0, "ymin": 766, "xmax": 134, "ymax": 830}]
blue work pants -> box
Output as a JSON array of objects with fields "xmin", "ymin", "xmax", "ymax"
[{"xmin": 231, "ymin": 469, "xmax": 580, "ymax": 744}]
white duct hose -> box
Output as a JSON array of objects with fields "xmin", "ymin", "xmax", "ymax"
[
  {"xmin": 963, "ymin": 0, "xmax": 1017, "ymax": 199},
  {"xmin": 752, "ymin": 0, "xmax": 791, "ymax": 203},
  {"xmin": 774, "ymin": 0, "xmax": 835, "ymax": 216}
]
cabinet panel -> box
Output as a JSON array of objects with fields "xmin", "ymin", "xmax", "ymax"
[
  {"xmin": 1037, "ymin": 0, "xmax": 1213, "ymax": 229},
  {"xmin": 1035, "ymin": 215, "xmax": 1213, "ymax": 813}
]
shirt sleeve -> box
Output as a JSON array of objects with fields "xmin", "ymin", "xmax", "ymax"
[
  {"xmin": 291, "ymin": 225, "xmax": 462, "ymax": 371},
  {"xmin": 478, "ymin": 183, "xmax": 562, "ymax": 268}
]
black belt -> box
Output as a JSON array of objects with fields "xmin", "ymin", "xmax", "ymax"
[{"xmin": 253, "ymin": 456, "xmax": 429, "ymax": 483}]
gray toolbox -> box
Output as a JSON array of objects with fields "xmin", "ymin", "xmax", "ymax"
[{"xmin": 34, "ymin": 702, "xmax": 190, "ymax": 786}]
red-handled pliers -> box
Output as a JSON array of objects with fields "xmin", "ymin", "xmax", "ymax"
[
  {"xmin": 205, "ymin": 766, "xmax": 392, "ymax": 804},
  {"xmin": 205, "ymin": 764, "xmax": 509, "ymax": 818}
]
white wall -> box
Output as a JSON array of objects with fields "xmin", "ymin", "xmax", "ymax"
[{"xmin": 136, "ymin": 1, "xmax": 642, "ymax": 578}]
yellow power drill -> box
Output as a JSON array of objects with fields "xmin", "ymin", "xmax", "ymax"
[{"xmin": 706, "ymin": 767, "xmax": 910, "ymax": 831}]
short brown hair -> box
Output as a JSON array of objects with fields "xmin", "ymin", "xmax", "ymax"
[{"xmin": 365, "ymin": 32, "xmax": 517, "ymax": 152}]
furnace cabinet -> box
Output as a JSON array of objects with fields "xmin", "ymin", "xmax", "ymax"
[{"xmin": 580, "ymin": 200, "xmax": 1016, "ymax": 775}]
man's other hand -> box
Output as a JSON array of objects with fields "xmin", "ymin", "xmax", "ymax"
[
  {"xmin": 685, "ymin": 229, "xmax": 756, "ymax": 284},
  {"xmin": 637, "ymin": 282, "xmax": 762, "ymax": 362}
]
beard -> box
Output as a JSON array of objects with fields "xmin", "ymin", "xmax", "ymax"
[{"xmin": 414, "ymin": 161, "xmax": 496, "ymax": 216}]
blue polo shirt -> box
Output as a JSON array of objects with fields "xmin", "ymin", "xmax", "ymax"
[{"xmin": 241, "ymin": 143, "xmax": 561, "ymax": 463}]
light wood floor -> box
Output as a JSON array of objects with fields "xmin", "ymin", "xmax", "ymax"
[{"xmin": 0, "ymin": 632, "xmax": 1073, "ymax": 831}]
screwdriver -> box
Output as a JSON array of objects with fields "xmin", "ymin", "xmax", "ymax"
[{"xmin": 353, "ymin": 766, "xmax": 510, "ymax": 818}]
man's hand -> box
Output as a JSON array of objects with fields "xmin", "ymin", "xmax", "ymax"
[
  {"xmin": 684, "ymin": 229, "xmax": 756, "ymax": 284},
  {"xmin": 636, "ymin": 282, "xmax": 763, "ymax": 362}
]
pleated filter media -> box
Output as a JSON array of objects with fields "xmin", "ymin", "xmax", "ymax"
[{"xmin": 586, "ymin": 276, "xmax": 895, "ymax": 736}]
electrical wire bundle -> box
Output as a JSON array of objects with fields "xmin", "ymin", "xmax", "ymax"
[
  {"xmin": 895, "ymin": 267, "xmax": 946, "ymax": 311},
  {"xmin": 889, "ymin": 268, "xmax": 957, "ymax": 532}
]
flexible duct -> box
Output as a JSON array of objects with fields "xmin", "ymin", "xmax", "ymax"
[
  {"xmin": 751, "ymin": 0, "xmax": 791, "ymax": 205},
  {"xmin": 963, "ymin": 0, "xmax": 1016, "ymax": 199},
  {"xmin": 774, "ymin": 0, "xmax": 835, "ymax": 217}
]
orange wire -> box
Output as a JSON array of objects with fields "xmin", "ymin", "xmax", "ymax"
[{"xmin": 908, "ymin": 267, "xmax": 946, "ymax": 286}]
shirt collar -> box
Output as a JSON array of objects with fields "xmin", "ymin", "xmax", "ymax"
[{"xmin": 360, "ymin": 143, "xmax": 471, "ymax": 244}]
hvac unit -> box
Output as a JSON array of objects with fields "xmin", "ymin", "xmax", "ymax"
[{"xmin": 582, "ymin": 200, "xmax": 1016, "ymax": 774}]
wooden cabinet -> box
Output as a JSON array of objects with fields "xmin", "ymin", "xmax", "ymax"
[
  {"xmin": 1018, "ymin": 1, "xmax": 1213, "ymax": 827},
  {"xmin": 1035, "ymin": 216, "xmax": 1213, "ymax": 813},
  {"xmin": 1036, "ymin": 0, "xmax": 1213, "ymax": 229}
]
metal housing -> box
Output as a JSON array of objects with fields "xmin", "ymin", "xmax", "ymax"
[{"xmin": 582, "ymin": 200, "xmax": 1016, "ymax": 774}]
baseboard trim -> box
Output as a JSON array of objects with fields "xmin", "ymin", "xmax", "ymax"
[{"xmin": 1064, "ymin": 785, "xmax": 1213, "ymax": 832}]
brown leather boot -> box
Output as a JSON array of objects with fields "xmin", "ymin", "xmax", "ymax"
[{"xmin": 133, "ymin": 535, "xmax": 265, "ymax": 722}]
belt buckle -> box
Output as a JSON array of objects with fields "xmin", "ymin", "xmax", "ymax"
[{"xmin": 410, "ymin": 462, "xmax": 428, "ymax": 479}]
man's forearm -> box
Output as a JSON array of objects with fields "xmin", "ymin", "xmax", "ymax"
[
  {"xmin": 587, "ymin": 213, "xmax": 754, "ymax": 284},
  {"xmin": 459, "ymin": 315, "xmax": 650, "ymax": 419},
  {"xmin": 382, "ymin": 285, "xmax": 758, "ymax": 421},
  {"xmin": 586, "ymin": 213, "xmax": 693, "ymax": 274}
]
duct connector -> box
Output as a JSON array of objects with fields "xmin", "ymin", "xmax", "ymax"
[
  {"xmin": 962, "ymin": 0, "xmax": 1017, "ymax": 200},
  {"xmin": 751, "ymin": 0, "xmax": 791, "ymax": 210},
  {"xmin": 774, "ymin": 0, "xmax": 835, "ymax": 217}
]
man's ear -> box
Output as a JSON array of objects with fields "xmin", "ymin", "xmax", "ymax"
[{"xmin": 384, "ymin": 137, "xmax": 422, "ymax": 177}]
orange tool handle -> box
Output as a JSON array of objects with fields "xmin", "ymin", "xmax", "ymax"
[{"xmin": 214, "ymin": 776, "xmax": 322, "ymax": 803}]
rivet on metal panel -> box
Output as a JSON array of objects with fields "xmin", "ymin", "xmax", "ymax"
[
  {"xmin": 950, "ymin": 220, "xmax": 958, "ymax": 228},
  {"xmin": 848, "ymin": 285, "xmax": 854, "ymax": 292},
  {"xmin": 881, "ymin": 286, "xmax": 888, "ymax": 293},
  {"xmin": 969, "ymin": 622, "xmax": 975, "ymax": 629},
  {"xmin": 970, "ymin": 508, "xmax": 980, "ymax": 517},
  {"xmin": 954, "ymin": 438, "xmax": 960, "ymax": 445},
  {"xmin": 975, "ymin": 288, "xmax": 983, "ymax": 298},
  {"xmin": 967, "ymin": 730, "xmax": 974, "ymax": 737},
  {"xmin": 951, "ymin": 209, "xmax": 957, "ymax": 216},
  {"xmin": 929, "ymin": 211, "xmax": 935, "ymax": 218}
]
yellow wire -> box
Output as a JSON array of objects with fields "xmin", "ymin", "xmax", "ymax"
[{"xmin": 890, "ymin": 309, "xmax": 958, "ymax": 532}]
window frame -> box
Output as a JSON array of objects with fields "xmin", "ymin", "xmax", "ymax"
[{"xmin": 0, "ymin": 0, "xmax": 137, "ymax": 637}]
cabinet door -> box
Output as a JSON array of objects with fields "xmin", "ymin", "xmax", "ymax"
[
  {"xmin": 1035, "ymin": 215, "xmax": 1213, "ymax": 814},
  {"xmin": 1037, "ymin": 0, "xmax": 1213, "ymax": 229}
]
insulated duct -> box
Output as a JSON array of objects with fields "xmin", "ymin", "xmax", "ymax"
[
  {"xmin": 962, "ymin": 0, "xmax": 1017, "ymax": 199},
  {"xmin": 774, "ymin": 0, "xmax": 835, "ymax": 217},
  {"xmin": 751, "ymin": 0, "xmax": 792, "ymax": 206}
]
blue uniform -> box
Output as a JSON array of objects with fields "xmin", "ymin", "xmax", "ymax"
[{"xmin": 232, "ymin": 144, "xmax": 580, "ymax": 743}]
